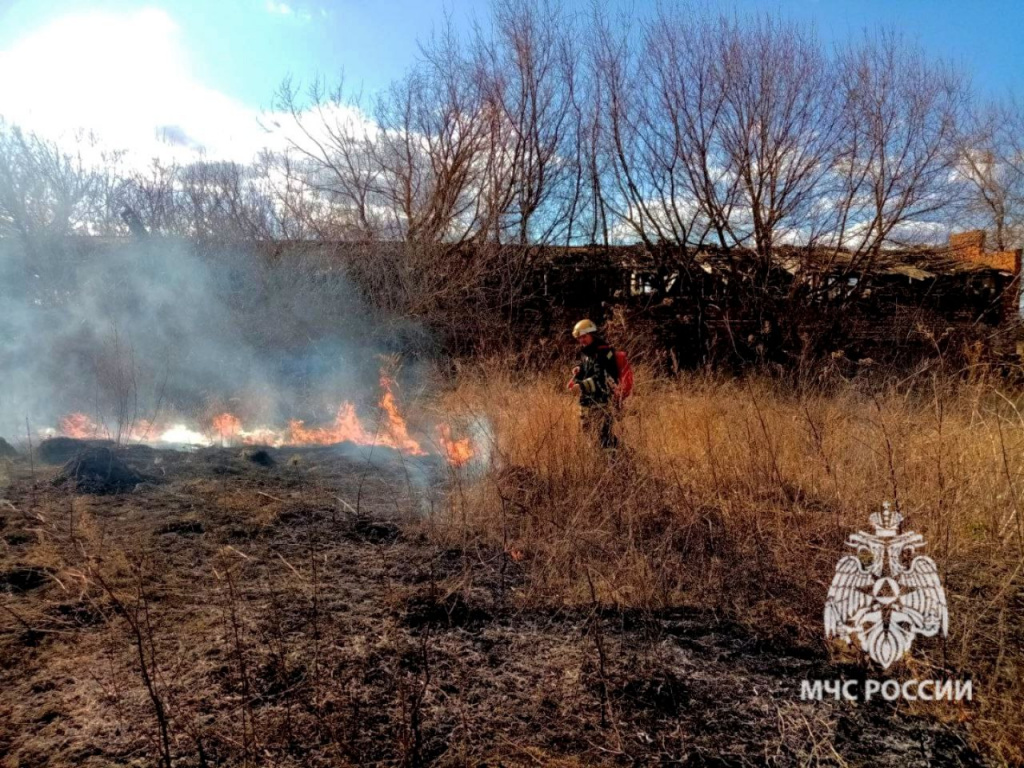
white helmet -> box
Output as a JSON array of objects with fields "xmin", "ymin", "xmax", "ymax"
[{"xmin": 572, "ymin": 319, "xmax": 598, "ymax": 339}]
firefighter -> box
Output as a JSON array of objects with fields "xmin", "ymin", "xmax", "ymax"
[{"xmin": 568, "ymin": 319, "xmax": 619, "ymax": 450}]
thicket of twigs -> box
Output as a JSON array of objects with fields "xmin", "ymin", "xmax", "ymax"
[{"xmin": 437, "ymin": 365, "xmax": 1024, "ymax": 763}]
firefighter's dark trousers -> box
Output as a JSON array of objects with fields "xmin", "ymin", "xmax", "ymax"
[{"xmin": 581, "ymin": 403, "xmax": 618, "ymax": 450}]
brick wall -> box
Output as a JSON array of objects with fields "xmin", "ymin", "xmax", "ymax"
[{"xmin": 949, "ymin": 229, "xmax": 1022, "ymax": 273}]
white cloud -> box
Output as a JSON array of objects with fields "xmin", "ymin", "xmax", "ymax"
[
  {"xmin": 265, "ymin": 1, "xmax": 294, "ymax": 16},
  {"xmin": 264, "ymin": 1, "xmax": 312, "ymax": 23},
  {"xmin": 0, "ymin": 8, "xmax": 272, "ymax": 166}
]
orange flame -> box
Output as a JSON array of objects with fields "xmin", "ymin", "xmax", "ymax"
[
  {"xmin": 438, "ymin": 425, "xmax": 474, "ymax": 466},
  {"xmin": 379, "ymin": 376, "xmax": 426, "ymax": 455},
  {"xmin": 208, "ymin": 378, "xmax": 428, "ymax": 455},
  {"xmin": 59, "ymin": 413, "xmax": 104, "ymax": 439},
  {"xmin": 56, "ymin": 413, "xmax": 160, "ymax": 442},
  {"xmin": 130, "ymin": 419, "xmax": 157, "ymax": 442},
  {"xmin": 287, "ymin": 402, "xmax": 373, "ymax": 446},
  {"xmin": 56, "ymin": 371, "xmax": 473, "ymax": 460},
  {"xmin": 211, "ymin": 412, "xmax": 242, "ymax": 442}
]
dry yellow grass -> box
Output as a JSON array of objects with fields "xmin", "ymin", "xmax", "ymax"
[{"xmin": 437, "ymin": 365, "xmax": 1024, "ymax": 763}]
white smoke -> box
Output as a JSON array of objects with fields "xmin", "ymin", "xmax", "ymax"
[{"xmin": 0, "ymin": 236, "xmax": 433, "ymax": 445}]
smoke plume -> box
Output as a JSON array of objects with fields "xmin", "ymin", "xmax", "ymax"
[{"xmin": 0, "ymin": 236, "xmax": 433, "ymax": 444}]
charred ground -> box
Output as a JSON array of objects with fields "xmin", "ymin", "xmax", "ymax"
[{"xmin": 0, "ymin": 441, "xmax": 985, "ymax": 766}]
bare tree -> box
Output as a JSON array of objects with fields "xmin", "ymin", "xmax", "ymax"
[
  {"xmin": 271, "ymin": 76, "xmax": 383, "ymax": 238},
  {"xmin": 592, "ymin": 10, "xmax": 845, "ymax": 290},
  {"xmin": 820, "ymin": 31, "xmax": 967, "ymax": 295},
  {"xmin": 713, "ymin": 16, "xmax": 844, "ymax": 269},
  {"xmin": 956, "ymin": 99, "xmax": 1024, "ymax": 250},
  {"xmin": 113, "ymin": 160, "xmax": 182, "ymax": 236},
  {"xmin": 0, "ymin": 122, "xmax": 105, "ymax": 242},
  {"xmin": 108, "ymin": 157, "xmax": 282, "ymax": 239},
  {"xmin": 370, "ymin": 46, "xmax": 489, "ymax": 244},
  {"xmin": 470, "ymin": 0, "xmax": 584, "ymax": 246}
]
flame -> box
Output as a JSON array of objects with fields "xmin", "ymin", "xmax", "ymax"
[
  {"xmin": 212, "ymin": 412, "xmax": 242, "ymax": 442},
  {"xmin": 57, "ymin": 413, "xmax": 200, "ymax": 444},
  {"xmin": 159, "ymin": 424, "xmax": 213, "ymax": 446},
  {"xmin": 237, "ymin": 427, "xmax": 282, "ymax": 446},
  {"xmin": 287, "ymin": 402, "xmax": 373, "ymax": 446},
  {"xmin": 60, "ymin": 412, "xmax": 104, "ymax": 439},
  {"xmin": 54, "ymin": 371, "xmax": 474, "ymax": 462},
  {"xmin": 209, "ymin": 413, "xmax": 283, "ymax": 446},
  {"xmin": 131, "ymin": 419, "xmax": 157, "ymax": 441},
  {"xmin": 378, "ymin": 376, "xmax": 426, "ymax": 455},
  {"xmin": 438, "ymin": 425, "xmax": 474, "ymax": 466},
  {"xmin": 283, "ymin": 378, "xmax": 427, "ymax": 455},
  {"xmin": 204, "ymin": 378, "xmax": 427, "ymax": 455}
]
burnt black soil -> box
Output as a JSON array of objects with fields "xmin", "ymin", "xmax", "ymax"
[
  {"xmin": 37, "ymin": 436, "xmax": 114, "ymax": 464},
  {"xmin": 240, "ymin": 447, "xmax": 275, "ymax": 466},
  {"xmin": 0, "ymin": 445, "xmax": 989, "ymax": 767},
  {"xmin": 54, "ymin": 446, "xmax": 146, "ymax": 494}
]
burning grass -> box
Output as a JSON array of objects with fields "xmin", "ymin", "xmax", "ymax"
[
  {"xmin": 44, "ymin": 369, "xmax": 475, "ymax": 467},
  {"xmin": 436, "ymin": 366, "xmax": 1024, "ymax": 764}
]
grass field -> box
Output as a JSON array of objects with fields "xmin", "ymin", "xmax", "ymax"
[
  {"xmin": 438, "ymin": 366, "xmax": 1024, "ymax": 764},
  {"xmin": 0, "ymin": 369, "xmax": 1021, "ymax": 765}
]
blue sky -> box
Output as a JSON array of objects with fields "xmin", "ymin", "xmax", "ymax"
[{"xmin": 0, "ymin": 0, "xmax": 1021, "ymax": 160}]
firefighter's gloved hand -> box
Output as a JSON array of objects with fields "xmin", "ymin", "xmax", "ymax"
[{"xmin": 567, "ymin": 366, "xmax": 581, "ymax": 393}]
